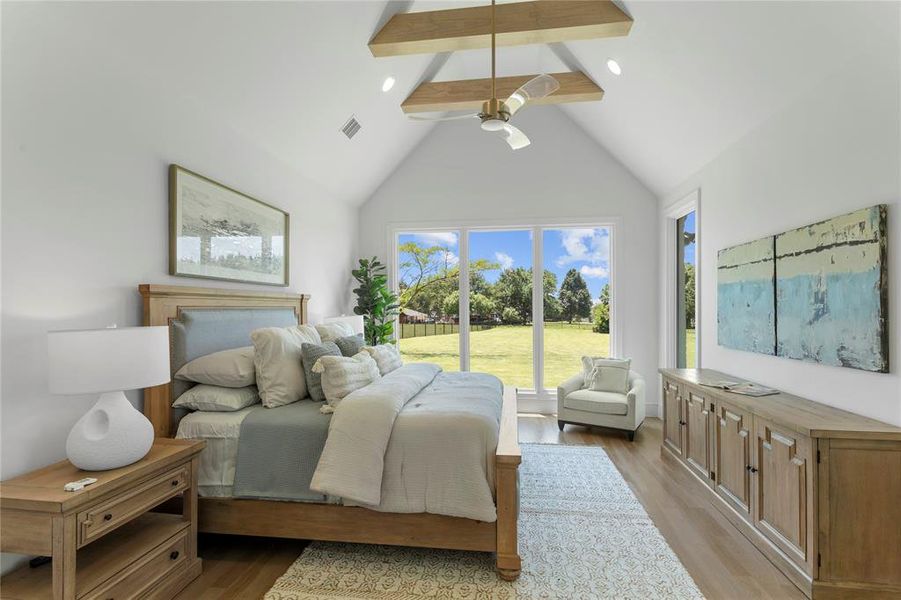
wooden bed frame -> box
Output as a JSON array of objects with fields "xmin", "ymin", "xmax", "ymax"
[{"xmin": 139, "ymin": 284, "xmax": 522, "ymax": 580}]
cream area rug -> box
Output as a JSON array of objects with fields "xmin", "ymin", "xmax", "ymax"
[{"xmin": 265, "ymin": 444, "xmax": 703, "ymax": 599}]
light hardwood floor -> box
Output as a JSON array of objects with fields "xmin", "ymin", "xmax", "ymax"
[{"xmin": 175, "ymin": 416, "xmax": 804, "ymax": 600}]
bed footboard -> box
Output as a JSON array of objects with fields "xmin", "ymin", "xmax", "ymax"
[{"xmin": 495, "ymin": 386, "xmax": 522, "ymax": 581}]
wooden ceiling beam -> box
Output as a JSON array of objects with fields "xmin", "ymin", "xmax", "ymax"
[
  {"xmin": 401, "ymin": 71, "xmax": 603, "ymax": 114},
  {"xmin": 370, "ymin": 1, "xmax": 632, "ymax": 58}
]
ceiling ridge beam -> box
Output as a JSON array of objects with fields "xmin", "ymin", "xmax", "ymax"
[
  {"xmin": 370, "ymin": 1, "xmax": 632, "ymax": 58},
  {"xmin": 401, "ymin": 71, "xmax": 603, "ymax": 114}
]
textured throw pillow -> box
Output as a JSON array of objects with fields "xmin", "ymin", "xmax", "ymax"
[
  {"xmin": 587, "ymin": 358, "xmax": 632, "ymax": 394},
  {"xmin": 581, "ymin": 355, "xmax": 608, "ymax": 387},
  {"xmin": 334, "ymin": 334, "xmax": 365, "ymax": 357},
  {"xmin": 311, "ymin": 351, "xmax": 380, "ymax": 410},
  {"xmin": 301, "ymin": 341, "xmax": 341, "ymax": 402},
  {"xmin": 174, "ymin": 346, "xmax": 255, "ymax": 388},
  {"xmin": 251, "ymin": 325, "xmax": 321, "ymax": 408},
  {"xmin": 172, "ymin": 384, "xmax": 260, "ymax": 412},
  {"xmin": 362, "ymin": 344, "xmax": 403, "ymax": 375},
  {"xmin": 315, "ymin": 322, "xmax": 355, "ymax": 343}
]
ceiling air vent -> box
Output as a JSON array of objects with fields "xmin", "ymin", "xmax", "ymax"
[{"xmin": 340, "ymin": 115, "xmax": 362, "ymax": 140}]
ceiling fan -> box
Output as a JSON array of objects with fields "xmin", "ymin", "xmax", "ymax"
[{"xmin": 409, "ymin": 0, "xmax": 560, "ymax": 150}]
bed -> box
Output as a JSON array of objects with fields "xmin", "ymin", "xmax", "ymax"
[{"xmin": 139, "ymin": 284, "xmax": 522, "ymax": 580}]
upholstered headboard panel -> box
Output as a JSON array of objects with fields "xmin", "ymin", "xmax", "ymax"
[{"xmin": 140, "ymin": 284, "xmax": 310, "ymax": 437}]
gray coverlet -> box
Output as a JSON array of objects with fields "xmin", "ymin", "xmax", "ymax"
[{"xmin": 232, "ymin": 400, "xmax": 333, "ymax": 502}]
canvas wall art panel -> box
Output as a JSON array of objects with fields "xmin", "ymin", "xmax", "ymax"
[
  {"xmin": 775, "ymin": 205, "xmax": 888, "ymax": 372},
  {"xmin": 717, "ymin": 237, "xmax": 776, "ymax": 355},
  {"xmin": 170, "ymin": 165, "xmax": 289, "ymax": 286}
]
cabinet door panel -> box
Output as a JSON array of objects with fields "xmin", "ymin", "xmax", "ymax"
[
  {"xmin": 715, "ymin": 402, "xmax": 752, "ymax": 516},
  {"xmin": 662, "ymin": 379, "xmax": 683, "ymax": 456},
  {"xmin": 754, "ymin": 418, "xmax": 812, "ymax": 570},
  {"xmin": 684, "ymin": 391, "xmax": 712, "ymax": 482}
]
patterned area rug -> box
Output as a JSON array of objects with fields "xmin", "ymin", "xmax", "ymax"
[{"xmin": 265, "ymin": 444, "xmax": 703, "ymax": 599}]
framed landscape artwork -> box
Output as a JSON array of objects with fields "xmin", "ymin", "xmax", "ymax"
[
  {"xmin": 169, "ymin": 165, "xmax": 289, "ymax": 286},
  {"xmin": 716, "ymin": 237, "xmax": 776, "ymax": 355},
  {"xmin": 775, "ymin": 205, "xmax": 888, "ymax": 373}
]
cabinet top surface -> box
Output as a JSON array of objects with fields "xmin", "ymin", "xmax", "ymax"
[
  {"xmin": 0, "ymin": 438, "xmax": 204, "ymax": 512},
  {"xmin": 659, "ymin": 368, "xmax": 901, "ymax": 440}
]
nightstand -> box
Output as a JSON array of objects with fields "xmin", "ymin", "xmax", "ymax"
[{"xmin": 0, "ymin": 438, "xmax": 205, "ymax": 600}]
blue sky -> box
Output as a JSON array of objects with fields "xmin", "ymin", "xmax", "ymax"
[
  {"xmin": 683, "ymin": 211, "xmax": 696, "ymax": 265},
  {"xmin": 398, "ymin": 227, "xmax": 611, "ymax": 299}
]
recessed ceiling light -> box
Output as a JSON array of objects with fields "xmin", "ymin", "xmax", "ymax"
[
  {"xmin": 606, "ymin": 59, "xmax": 622, "ymax": 76},
  {"xmin": 382, "ymin": 76, "xmax": 396, "ymax": 92}
]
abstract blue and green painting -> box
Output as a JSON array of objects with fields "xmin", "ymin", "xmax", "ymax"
[
  {"xmin": 775, "ymin": 205, "xmax": 888, "ymax": 373},
  {"xmin": 717, "ymin": 237, "xmax": 776, "ymax": 355}
]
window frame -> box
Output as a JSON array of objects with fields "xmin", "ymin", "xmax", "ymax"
[
  {"xmin": 662, "ymin": 190, "xmax": 701, "ymax": 369},
  {"xmin": 390, "ymin": 218, "xmax": 619, "ymax": 407}
]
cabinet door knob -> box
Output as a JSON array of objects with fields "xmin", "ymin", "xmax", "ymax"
[
  {"xmin": 171, "ymin": 480, "xmax": 179, "ymax": 487},
  {"xmin": 170, "ymin": 550, "xmax": 180, "ymax": 560},
  {"xmin": 103, "ymin": 513, "xmax": 113, "ymax": 521},
  {"xmin": 749, "ymin": 466, "xmax": 758, "ymax": 474}
]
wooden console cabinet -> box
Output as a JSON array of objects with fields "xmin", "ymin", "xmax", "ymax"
[{"xmin": 660, "ymin": 369, "xmax": 901, "ymax": 599}]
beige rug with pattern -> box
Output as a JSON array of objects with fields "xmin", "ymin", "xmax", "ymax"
[{"xmin": 265, "ymin": 444, "xmax": 703, "ymax": 599}]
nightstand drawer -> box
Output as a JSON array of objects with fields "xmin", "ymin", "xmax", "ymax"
[
  {"xmin": 77, "ymin": 464, "xmax": 189, "ymax": 547},
  {"xmin": 83, "ymin": 529, "xmax": 187, "ymax": 600}
]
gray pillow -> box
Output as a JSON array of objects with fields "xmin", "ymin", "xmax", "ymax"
[
  {"xmin": 335, "ymin": 334, "xmax": 365, "ymax": 357},
  {"xmin": 301, "ymin": 341, "xmax": 341, "ymax": 401},
  {"xmin": 172, "ymin": 384, "xmax": 259, "ymax": 412}
]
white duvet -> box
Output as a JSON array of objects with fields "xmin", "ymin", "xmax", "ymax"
[{"xmin": 310, "ymin": 364, "xmax": 503, "ymax": 522}]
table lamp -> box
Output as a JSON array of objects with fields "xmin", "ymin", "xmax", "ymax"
[{"xmin": 48, "ymin": 325, "xmax": 170, "ymax": 470}]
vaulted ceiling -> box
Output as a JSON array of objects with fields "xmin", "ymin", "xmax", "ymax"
[{"xmin": 29, "ymin": 1, "xmax": 899, "ymax": 204}]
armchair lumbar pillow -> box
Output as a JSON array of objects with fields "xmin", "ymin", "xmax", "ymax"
[{"xmin": 557, "ymin": 357, "xmax": 645, "ymax": 441}]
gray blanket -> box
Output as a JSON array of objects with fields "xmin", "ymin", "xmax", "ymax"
[{"xmin": 232, "ymin": 400, "xmax": 333, "ymax": 502}]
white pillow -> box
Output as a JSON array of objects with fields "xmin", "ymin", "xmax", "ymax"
[
  {"xmin": 311, "ymin": 351, "xmax": 380, "ymax": 410},
  {"xmin": 173, "ymin": 385, "xmax": 260, "ymax": 412},
  {"xmin": 315, "ymin": 322, "xmax": 355, "ymax": 343},
  {"xmin": 362, "ymin": 344, "xmax": 403, "ymax": 375},
  {"xmin": 587, "ymin": 358, "xmax": 632, "ymax": 394},
  {"xmin": 251, "ymin": 325, "xmax": 321, "ymax": 408},
  {"xmin": 175, "ymin": 346, "xmax": 255, "ymax": 388}
]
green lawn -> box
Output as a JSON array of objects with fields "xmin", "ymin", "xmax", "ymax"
[{"xmin": 399, "ymin": 325, "xmax": 697, "ymax": 388}]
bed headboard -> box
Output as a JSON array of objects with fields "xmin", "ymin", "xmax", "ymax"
[{"xmin": 140, "ymin": 284, "xmax": 310, "ymax": 437}]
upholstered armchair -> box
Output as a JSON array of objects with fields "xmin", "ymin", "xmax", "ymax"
[{"xmin": 556, "ymin": 371, "xmax": 646, "ymax": 440}]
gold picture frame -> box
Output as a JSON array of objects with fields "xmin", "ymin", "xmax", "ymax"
[{"xmin": 169, "ymin": 165, "xmax": 290, "ymax": 286}]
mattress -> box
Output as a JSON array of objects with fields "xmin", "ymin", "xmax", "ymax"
[{"xmin": 175, "ymin": 406, "xmax": 255, "ymax": 497}]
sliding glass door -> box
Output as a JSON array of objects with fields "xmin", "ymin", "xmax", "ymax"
[
  {"xmin": 394, "ymin": 223, "xmax": 614, "ymax": 396},
  {"xmin": 396, "ymin": 231, "xmax": 460, "ymax": 372},
  {"xmin": 468, "ymin": 229, "xmax": 533, "ymax": 388}
]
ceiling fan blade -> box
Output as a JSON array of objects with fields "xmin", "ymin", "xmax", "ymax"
[
  {"xmin": 504, "ymin": 74, "xmax": 560, "ymax": 117},
  {"xmin": 500, "ymin": 123, "xmax": 531, "ymax": 150},
  {"xmin": 407, "ymin": 112, "xmax": 479, "ymax": 122}
]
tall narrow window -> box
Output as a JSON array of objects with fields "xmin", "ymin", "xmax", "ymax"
[
  {"xmin": 542, "ymin": 227, "xmax": 612, "ymax": 388},
  {"xmin": 676, "ymin": 212, "xmax": 697, "ymax": 368},
  {"xmin": 396, "ymin": 231, "xmax": 460, "ymax": 372},
  {"xmin": 468, "ymin": 229, "xmax": 533, "ymax": 388}
]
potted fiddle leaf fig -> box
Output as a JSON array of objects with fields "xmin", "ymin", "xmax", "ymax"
[{"xmin": 352, "ymin": 257, "xmax": 399, "ymax": 346}]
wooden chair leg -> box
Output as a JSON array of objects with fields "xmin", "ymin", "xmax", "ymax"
[{"xmin": 558, "ymin": 420, "xmax": 565, "ymax": 431}]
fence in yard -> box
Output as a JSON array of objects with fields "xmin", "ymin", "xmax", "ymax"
[{"xmin": 399, "ymin": 322, "xmax": 495, "ymax": 339}]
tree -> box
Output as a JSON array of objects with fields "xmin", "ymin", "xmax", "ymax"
[
  {"xmin": 542, "ymin": 270, "xmax": 562, "ymax": 321},
  {"xmin": 501, "ymin": 306, "xmax": 524, "ymax": 325},
  {"xmin": 684, "ymin": 263, "xmax": 696, "ymax": 329},
  {"xmin": 593, "ymin": 283, "xmax": 611, "ymax": 333},
  {"xmin": 559, "ymin": 269, "xmax": 592, "ymax": 323},
  {"xmin": 492, "ymin": 267, "xmax": 532, "ymax": 323},
  {"xmin": 441, "ymin": 290, "xmax": 496, "ymax": 321}
]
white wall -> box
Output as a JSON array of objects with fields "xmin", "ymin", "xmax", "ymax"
[
  {"xmin": 1, "ymin": 3, "xmax": 357, "ymax": 571},
  {"xmin": 661, "ymin": 21, "xmax": 901, "ymax": 426},
  {"xmin": 359, "ymin": 108, "xmax": 660, "ymax": 413}
]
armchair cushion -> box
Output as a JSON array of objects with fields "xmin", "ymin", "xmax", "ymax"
[{"xmin": 563, "ymin": 389, "xmax": 629, "ymax": 415}]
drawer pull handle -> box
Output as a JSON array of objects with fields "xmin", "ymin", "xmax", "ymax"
[
  {"xmin": 170, "ymin": 550, "xmax": 180, "ymax": 560},
  {"xmin": 739, "ymin": 429, "xmax": 749, "ymax": 438},
  {"xmin": 103, "ymin": 513, "xmax": 113, "ymax": 521},
  {"xmin": 171, "ymin": 480, "xmax": 179, "ymax": 487}
]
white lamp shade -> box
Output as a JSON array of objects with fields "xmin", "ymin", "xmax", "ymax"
[
  {"xmin": 48, "ymin": 326, "xmax": 171, "ymax": 394},
  {"xmin": 325, "ymin": 315, "xmax": 365, "ymax": 336}
]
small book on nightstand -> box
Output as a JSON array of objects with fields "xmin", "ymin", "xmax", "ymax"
[{"xmin": 0, "ymin": 438, "xmax": 204, "ymax": 600}]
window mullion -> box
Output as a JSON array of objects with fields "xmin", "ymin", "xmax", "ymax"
[
  {"xmin": 532, "ymin": 226, "xmax": 543, "ymax": 394},
  {"xmin": 459, "ymin": 228, "xmax": 470, "ymax": 372}
]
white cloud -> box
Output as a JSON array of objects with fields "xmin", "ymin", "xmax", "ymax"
[
  {"xmin": 556, "ymin": 228, "xmax": 610, "ymax": 267},
  {"xmin": 445, "ymin": 251, "xmax": 460, "ymax": 266},
  {"xmin": 413, "ymin": 231, "xmax": 458, "ymax": 247},
  {"xmin": 495, "ymin": 252, "xmax": 514, "ymax": 270},
  {"xmin": 580, "ymin": 265, "xmax": 608, "ymax": 279}
]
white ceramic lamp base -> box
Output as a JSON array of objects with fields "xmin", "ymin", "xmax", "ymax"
[{"xmin": 66, "ymin": 391, "xmax": 154, "ymax": 471}]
